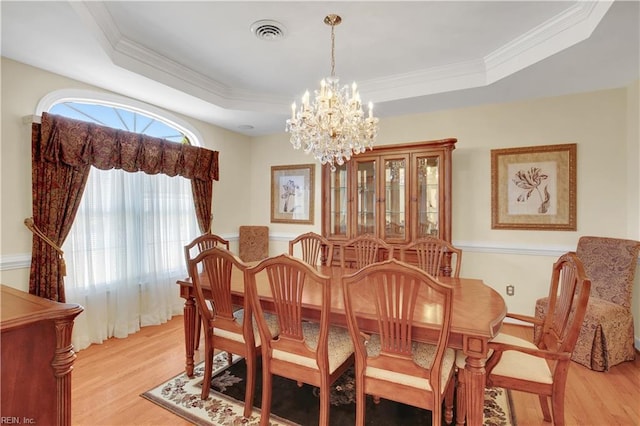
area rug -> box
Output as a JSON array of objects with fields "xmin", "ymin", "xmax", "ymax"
[{"xmin": 142, "ymin": 352, "xmax": 516, "ymax": 425}]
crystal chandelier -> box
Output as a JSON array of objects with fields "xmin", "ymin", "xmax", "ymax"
[{"xmin": 285, "ymin": 14, "xmax": 379, "ymax": 171}]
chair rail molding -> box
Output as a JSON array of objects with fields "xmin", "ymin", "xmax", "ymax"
[
  {"xmin": 3, "ymin": 239, "xmax": 637, "ymax": 270},
  {"xmin": 0, "ymin": 253, "xmax": 31, "ymax": 270},
  {"xmin": 454, "ymin": 241, "xmax": 573, "ymax": 258},
  {"xmin": 269, "ymin": 234, "xmax": 576, "ymax": 258}
]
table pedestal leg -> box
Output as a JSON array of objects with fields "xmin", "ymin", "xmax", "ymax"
[
  {"xmin": 463, "ymin": 336, "xmax": 488, "ymax": 426},
  {"xmin": 465, "ymin": 355, "xmax": 486, "ymax": 426},
  {"xmin": 455, "ymin": 367, "xmax": 466, "ymax": 426},
  {"xmin": 183, "ymin": 296, "xmax": 196, "ymax": 377}
]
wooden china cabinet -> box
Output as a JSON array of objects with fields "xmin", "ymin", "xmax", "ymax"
[{"xmin": 321, "ymin": 138, "xmax": 456, "ymax": 263}]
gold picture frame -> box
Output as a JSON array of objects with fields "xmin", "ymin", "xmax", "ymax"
[
  {"xmin": 271, "ymin": 164, "xmax": 315, "ymax": 224},
  {"xmin": 491, "ymin": 143, "xmax": 576, "ymax": 230}
]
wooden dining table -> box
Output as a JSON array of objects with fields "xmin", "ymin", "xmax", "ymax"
[{"xmin": 177, "ymin": 264, "xmax": 506, "ymax": 426}]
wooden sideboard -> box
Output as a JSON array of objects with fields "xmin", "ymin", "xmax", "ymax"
[{"xmin": 1, "ymin": 285, "xmax": 83, "ymax": 426}]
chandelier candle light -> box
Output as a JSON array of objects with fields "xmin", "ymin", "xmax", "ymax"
[{"xmin": 285, "ymin": 14, "xmax": 379, "ymax": 171}]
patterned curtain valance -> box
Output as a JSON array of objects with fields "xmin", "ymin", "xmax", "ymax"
[{"xmin": 37, "ymin": 112, "xmax": 219, "ymax": 181}]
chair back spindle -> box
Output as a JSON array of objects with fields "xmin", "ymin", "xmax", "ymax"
[
  {"xmin": 400, "ymin": 236, "xmax": 462, "ymax": 278},
  {"xmin": 340, "ymin": 234, "xmax": 394, "ymax": 269},
  {"xmin": 289, "ymin": 232, "xmax": 334, "ymax": 266}
]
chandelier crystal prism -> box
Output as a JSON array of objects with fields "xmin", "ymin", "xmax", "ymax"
[{"xmin": 285, "ymin": 14, "xmax": 379, "ymax": 171}]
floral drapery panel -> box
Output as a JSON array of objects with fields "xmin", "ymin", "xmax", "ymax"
[
  {"xmin": 29, "ymin": 112, "xmax": 218, "ymax": 302},
  {"xmin": 191, "ymin": 179, "xmax": 213, "ymax": 233},
  {"xmin": 30, "ymin": 123, "xmax": 89, "ymax": 301}
]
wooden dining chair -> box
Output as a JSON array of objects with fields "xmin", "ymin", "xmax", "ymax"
[
  {"xmin": 341, "ymin": 258, "xmax": 456, "ymax": 426},
  {"xmin": 245, "ymin": 254, "xmax": 355, "ymax": 426},
  {"xmin": 456, "ymin": 252, "xmax": 591, "ymax": 426},
  {"xmin": 187, "ymin": 247, "xmax": 279, "ymax": 417},
  {"xmin": 184, "ymin": 233, "xmax": 230, "ymax": 259},
  {"xmin": 288, "ymin": 231, "xmax": 334, "ymax": 266},
  {"xmin": 339, "ymin": 234, "xmax": 394, "ymax": 269},
  {"xmin": 399, "ymin": 236, "xmax": 462, "ymax": 278},
  {"xmin": 184, "ymin": 233, "xmax": 231, "ymax": 351}
]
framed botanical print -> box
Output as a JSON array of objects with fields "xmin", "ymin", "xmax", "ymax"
[
  {"xmin": 491, "ymin": 143, "xmax": 576, "ymax": 230},
  {"xmin": 270, "ymin": 164, "xmax": 315, "ymax": 224}
]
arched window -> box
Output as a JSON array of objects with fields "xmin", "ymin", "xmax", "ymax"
[{"xmin": 43, "ymin": 91, "xmax": 202, "ymax": 351}]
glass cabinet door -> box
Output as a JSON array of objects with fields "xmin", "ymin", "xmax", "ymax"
[
  {"xmin": 323, "ymin": 139, "xmax": 456, "ymax": 246},
  {"xmin": 382, "ymin": 156, "xmax": 408, "ymax": 241},
  {"xmin": 415, "ymin": 155, "xmax": 441, "ymax": 238},
  {"xmin": 355, "ymin": 159, "xmax": 376, "ymax": 236},
  {"xmin": 328, "ymin": 163, "xmax": 349, "ymax": 238}
]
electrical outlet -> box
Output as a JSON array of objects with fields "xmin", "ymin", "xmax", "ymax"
[{"xmin": 506, "ymin": 285, "xmax": 515, "ymax": 296}]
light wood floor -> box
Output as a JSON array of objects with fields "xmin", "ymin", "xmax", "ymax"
[{"xmin": 71, "ymin": 316, "xmax": 639, "ymax": 425}]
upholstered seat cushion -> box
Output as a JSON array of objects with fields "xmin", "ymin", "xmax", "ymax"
[
  {"xmin": 456, "ymin": 332, "xmax": 553, "ymax": 384},
  {"xmin": 272, "ymin": 323, "xmax": 354, "ymax": 373},
  {"xmin": 485, "ymin": 333, "xmax": 553, "ymax": 384},
  {"xmin": 363, "ymin": 334, "xmax": 455, "ymax": 392},
  {"xmin": 213, "ymin": 309, "xmax": 279, "ymax": 346},
  {"xmin": 456, "ymin": 333, "xmax": 552, "ymax": 383}
]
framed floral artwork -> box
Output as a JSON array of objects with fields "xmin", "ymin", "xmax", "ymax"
[
  {"xmin": 271, "ymin": 164, "xmax": 315, "ymax": 224},
  {"xmin": 491, "ymin": 143, "xmax": 576, "ymax": 230}
]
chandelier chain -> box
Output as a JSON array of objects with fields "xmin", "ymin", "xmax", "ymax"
[{"xmin": 330, "ymin": 22, "xmax": 336, "ymax": 77}]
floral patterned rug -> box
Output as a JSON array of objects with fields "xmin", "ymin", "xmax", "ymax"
[{"xmin": 141, "ymin": 352, "xmax": 516, "ymax": 425}]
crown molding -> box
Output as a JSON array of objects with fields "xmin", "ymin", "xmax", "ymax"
[
  {"xmin": 70, "ymin": 1, "xmax": 290, "ymax": 112},
  {"xmin": 360, "ymin": 58, "xmax": 488, "ymax": 102},
  {"xmin": 69, "ymin": 2, "xmax": 612, "ymax": 112},
  {"xmin": 111, "ymin": 34, "xmax": 291, "ymax": 111},
  {"xmin": 365, "ymin": 1, "xmax": 612, "ymax": 102},
  {"xmin": 484, "ymin": 1, "xmax": 613, "ymax": 83}
]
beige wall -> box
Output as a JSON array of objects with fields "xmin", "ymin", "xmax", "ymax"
[
  {"xmin": 0, "ymin": 58, "xmax": 252, "ymax": 289},
  {"xmin": 627, "ymin": 80, "xmax": 640, "ymax": 342},
  {"xmin": 249, "ymin": 83, "xmax": 640, "ymax": 343},
  {"xmin": 2, "ymin": 57, "xmax": 639, "ymax": 346}
]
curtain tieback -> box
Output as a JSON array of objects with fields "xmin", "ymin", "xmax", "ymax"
[{"xmin": 24, "ymin": 217, "xmax": 67, "ymax": 276}]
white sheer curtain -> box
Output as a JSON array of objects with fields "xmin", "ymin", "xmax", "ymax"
[{"xmin": 63, "ymin": 167, "xmax": 199, "ymax": 351}]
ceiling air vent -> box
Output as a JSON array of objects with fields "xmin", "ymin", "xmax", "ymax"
[{"xmin": 250, "ymin": 20, "xmax": 286, "ymax": 41}]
